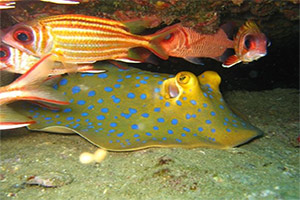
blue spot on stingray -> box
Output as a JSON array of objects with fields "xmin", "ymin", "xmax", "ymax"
[
  {"xmin": 159, "ymin": 96, "xmax": 163, "ymax": 100},
  {"xmin": 186, "ymin": 114, "xmax": 191, "ymax": 119},
  {"xmin": 219, "ymin": 105, "xmax": 224, "ymax": 109},
  {"xmin": 60, "ymin": 78, "xmax": 68, "ymax": 85},
  {"xmin": 171, "ymin": 119, "xmax": 178, "ymax": 125},
  {"xmin": 127, "ymin": 92, "xmax": 135, "ymax": 99},
  {"xmin": 153, "ymin": 126, "xmax": 159, "ymax": 130},
  {"xmin": 176, "ymin": 100, "xmax": 182, "ymax": 106},
  {"xmin": 154, "ymin": 88, "xmax": 160, "ymax": 93},
  {"xmin": 125, "ymin": 75, "xmax": 132, "ymax": 78},
  {"xmin": 86, "ymin": 119, "xmax": 90, "ymax": 122},
  {"xmin": 135, "ymin": 76, "xmax": 140, "ymax": 80},
  {"xmin": 53, "ymin": 84, "xmax": 58, "ymax": 90},
  {"xmin": 57, "ymin": 121, "xmax": 62, "ymax": 125},
  {"xmin": 198, "ymin": 127, "xmax": 203, "ymax": 132},
  {"xmin": 101, "ymin": 108, "xmax": 109, "ymax": 113},
  {"xmin": 140, "ymin": 94, "xmax": 147, "ymax": 99},
  {"xmin": 181, "ymin": 133, "xmax": 186, "ymax": 137},
  {"xmin": 158, "ymin": 81, "xmax": 163, "ymax": 85},
  {"xmin": 117, "ymin": 78, "xmax": 123, "ymax": 82},
  {"xmin": 131, "ymin": 124, "xmax": 138, "ymax": 129},
  {"xmin": 154, "ymin": 107, "xmax": 160, "ymax": 112},
  {"xmin": 182, "ymin": 97, "xmax": 187, "ymax": 101},
  {"xmin": 141, "ymin": 113, "xmax": 149, "ymax": 118},
  {"xmin": 211, "ymin": 129, "xmax": 216, "ymax": 133},
  {"xmin": 140, "ymin": 80, "xmax": 147, "ymax": 84},
  {"xmin": 77, "ymin": 100, "xmax": 86, "ymax": 105},
  {"xmin": 165, "ymin": 102, "xmax": 170, "ymax": 107},
  {"xmin": 98, "ymin": 73, "xmax": 108, "ymax": 78},
  {"xmin": 203, "ymin": 103, "xmax": 208, "ymax": 108},
  {"xmin": 134, "ymin": 134, "xmax": 140, "ymax": 138},
  {"xmin": 109, "ymin": 129, "xmax": 115, "ymax": 133},
  {"xmin": 76, "ymin": 119, "xmax": 81, "ymax": 122},
  {"xmin": 45, "ymin": 117, "xmax": 52, "ymax": 120},
  {"xmin": 211, "ymin": 111, "xmax": 216, "ymax": 116},
  {"xmin": 109, "ymin": 123, "xmax": 117, "ymax": 127},
  {"xmin": 168, "ymin": 130, "xmax": 173, "ymax": 134},
  {"xmin": 209, "ymin": 95, "xmax": 213, "ymax": 99},
  {"xmin": 129, "ymin": 108, "xmax": 137, "ymax": 114},
  {"xmin": 135, "ymin": 84, "xmax": 140, "ymax": 87},
  {"xmin": 225, "ymin": 118, "xmax": 229, "ymax": 122},
  {"xmin": 111, "ymin": 95, "xmax": 120, "ymax": 103},
  {"xmin": 97, "ymin": 115, "xmax": 105, "ymax": 120},
  {"xmin": 88, "ymin": 90, "xmax": 96, "ymax": 97},
  {"xmin": 88, "ymin": 105, "xmax": 94, "ymax": 110},
  {"xmin": 67, "ymin": 116, "xmax": 74, "ymax": 121},
  {"xmin": 144, "ymin": 76, "xmax": 149, "ymax": 80},
  {"xmin": 114, "ymin": 84, "xmax": 121, "ymax": 88},
  {"xmin": 205, "ymin": 120, "xmax": 211, "ymax": 124},
  {"xmin": 146, "ymin": 132, "xmax": 152, "ymax": 136},
  {"xmin": 97, "ymin": 99, "xmax": 103, "ymax": 104},
  {"xmin": 232, "ymin": 119, "xmax": 237, "ymax": 123},
  {"xmin": 183, "ymin": 127, "xmax": 190, "ymax": 132},
  {"xmin": 63, "ymin": 108, "xmax": 72, "ymax": 113},
  {"xmin": 104, "ymin": 87, "xmax": 113, "ymax": 92},
  {"xmin": 72, "ymin": 86, "xmax": 80, "ymax": 94},
  {"xmin": 226, "ymin": 128, "xmax": 231, "ymax": 132},
  {"xmin": 157, "ymin": 118, "xmax": 165, "ymax": 123},
  {"xmin": 203, "ymin": 92, "xmax": 208, "ymax": 97},
  {"xmin": 121, "ymin": 113, "xmax": 131, "ymax": 119},
  {"xmin": 81, "ymin": 112, "xmax": 88, "ymax": 117},
  {"xmin": 162, "ymin": 137, "xmax": 167, "ymax": 141},
  {"xmin": 117, "ymin": 132, "xmax": 124, "ymax": 137},
  {"xmin": 190, "ymin": 100, "xmax": 197, "ymax": 105},
  {"xmin": 176, "ymin": 139, "xmax": 182, "ymax": 143}
]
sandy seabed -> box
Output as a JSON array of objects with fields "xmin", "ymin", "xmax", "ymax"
[{"xmin": 0, "ymin": 88, "xmax": 299, "ymax": 200}]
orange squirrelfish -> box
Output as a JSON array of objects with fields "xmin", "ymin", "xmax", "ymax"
[
  {"xmin": 222, "ymin": 20, "xmax": 269, "ymax": 68},
  {"xmin": 0, "ymin": 54, "xmax": 69, "ymax": 130},
  {"xmin": 0, "ymin": 0, "xmax": 81, "ymax": 9},
  {"xmin": 2, "ymin": 14, "xmax": 175, "ymax": 64},
  {"xmin": 158, "ymin": 21, "xmax": 269, "ymax": 68}
]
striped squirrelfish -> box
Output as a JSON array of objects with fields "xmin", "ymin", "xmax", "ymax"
[
  {"xmin": 158, "ymin": 21, "xmax": 269, "ymax": 68},
  {"xmin": 0, "ymin": 54, "xmax": 69, "ymax": 130},
  {"xmin": 0, "ymin": 0, "xmax": 81, "ymax": 9},
  {"xmin": 0, "ymin": 42, "xmax": 104, "ymax": 74},
  {"xmin": 2, "ymin": 14, "xmax": 176, "ymax": 64}
]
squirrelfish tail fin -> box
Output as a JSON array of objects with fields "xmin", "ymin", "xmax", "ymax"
[{"xmin": 0, "ymin": 105, "xmax": 35, "ymax": 130}]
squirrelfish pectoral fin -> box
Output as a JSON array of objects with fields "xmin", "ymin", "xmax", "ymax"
[
  {"xmin": 222, "ymin": 55, "xmax": 242, "ymax": 68},
  {"xmin": 184, "ymin": 57, "xmax": 205, "ymax": 65},
  {"xmin": 0, "ymin": 105, "xmax": 35, "ymax": 130}
]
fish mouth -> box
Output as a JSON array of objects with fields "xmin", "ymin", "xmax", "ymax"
[{"xmin": 162, "ymin": 78, "xmax": 180, "ymax": 99}]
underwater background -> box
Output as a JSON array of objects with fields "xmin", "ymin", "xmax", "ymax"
[{"xmin": 0, "ymin": 0, "xmax": 299, "ymax": 199}]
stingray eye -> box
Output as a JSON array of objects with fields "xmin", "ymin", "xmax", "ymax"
[
  {"xmin": 0, "ymin": 46, "xmax": 10, "ymax": 61},
  {"xmin": 13, "ymin": 27, "xmax": 33, "ymax": 43},
  {"xmin": 177, "ymin": 74, "xmax": 190, "ymax": 84}
]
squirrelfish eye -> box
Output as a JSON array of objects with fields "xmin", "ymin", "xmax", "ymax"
[
  {"xmin": 0, "ymin": 45, "xmax": 10, "ymax": 61},
  {"xmin": 13, "ymin": 27, "xmax": 33, "ymax": 43},
  {"xmin": 164, "ymin": 33, "xmax": 174, "ymax": 41},
  {"xmin": 244, "ymin": 38, "xmax": 251, "ymax": 50}
]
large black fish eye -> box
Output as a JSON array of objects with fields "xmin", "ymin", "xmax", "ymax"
[
  {"xmin": 13, "ymin": 27, "xmax": 33, "ymax": 43},
  {"xmin": 0, "ymin": 46, "xmax": 10, "ymax": 61},
  {"xmin": 244, "ymin": 38, "xmax": 251, "ymax": 50},
  {"xmin": 17, "ymin": 32, "xmax": 29, "ymax": 41}
]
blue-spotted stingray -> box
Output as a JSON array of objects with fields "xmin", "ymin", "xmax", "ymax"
[{"xmin": 18, "ymin": 63, "xmax": 262, "ymax": 151}]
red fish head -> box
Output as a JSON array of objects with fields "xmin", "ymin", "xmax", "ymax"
[
  {"xmin": 2, "ymin": 23, "xmax": 42, "ymax": 57},
  {"xmin": 235, "ymin": 21, "xmax": 270, "ymax": 63},
  {"xmin": 157, "ymin": 24, "xmax": 187, "ymax": 57}
]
